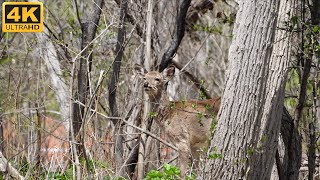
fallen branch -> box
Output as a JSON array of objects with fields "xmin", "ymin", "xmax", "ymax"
[{"xmin": 0, "ymin": 152, "xmax": 25, "ymax": 180}]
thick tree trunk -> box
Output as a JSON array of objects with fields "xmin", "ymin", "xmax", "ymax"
[
  {"xmin": 274, "ymin": 1, "xmax": 301, "ymax": 180},
  {"xmin": 199, "ymin": 0, "xmax": 294, "ymax": 179}
]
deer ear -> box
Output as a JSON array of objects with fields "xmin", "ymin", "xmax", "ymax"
[
  {"xmin": 162, "ymin": 65, "xmax": 175, "ymax": 82},
  {"xmin": 134, "ymin": 64, "xmax": 147, "ymax": 77}
]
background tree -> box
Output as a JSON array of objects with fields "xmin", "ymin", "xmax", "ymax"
[
  {"xmin": 72, "ymin": 0, "xmax": 104, "ymax": 178},
  {"xmin": 108, "ymin": 0, "xmax": 127, "ymax": 176}
]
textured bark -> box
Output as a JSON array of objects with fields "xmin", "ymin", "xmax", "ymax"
[
  {"xmin": 200, "ymin": 0, "xmax": 291, "ymax": 179},
  {"xmin": 294, "ymin": 54, "xmax": 311, "ymax": 127},
  {"xmin": 108, "ymin": 0, "xmax": 127, "ymax": 177},
  {"xmin": 311, "ymin": 0, "xmax": 320, "ymax": 25},
  {"xmin": 275, "ymin": 1, "xmax": 301, "ymax": 180},
  {"xmin": 145, "ymin": 0, "xmax": 154, "ymax": 69}
]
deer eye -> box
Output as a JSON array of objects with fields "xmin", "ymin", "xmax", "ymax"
[
  {"xmin": 143, "ymin": 78, "xmax": 146, "ymax": 80},
  {"xmin": 155, "ymin": 78, "xmax": 160, "ymax": 82}
]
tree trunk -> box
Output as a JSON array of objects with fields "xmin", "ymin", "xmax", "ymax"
[
  {"xmin": 36, "ymin": 30, "xmax": 70, "ymax": 131},
  {"xmin": 72, "ymin": 0, "xmax": 104, "ymax": 153},
  {"xmin": 108, "ymin": 0, "xmax": 127, "ymax": 177},
  {"xmin": 281, "ymin": 107, "xmax": 301, "ymax": 180},
  {"xmin": 199, "ymin": 0, "xmax": 294, "ymax": 179},
  {"xmin": 71, "ymin": 1, "xmax": 104, "ymax": 179},
  {"xmin": 274, "ymin": 1, "xmax": 301, "ymax": 180},
  {"xmin": 137, "ymin": 0, "xmax": 153, "ymax": 178},
  {"xmin": 308, "ymin": 2, "xmax": 320, "ymax": 180}
]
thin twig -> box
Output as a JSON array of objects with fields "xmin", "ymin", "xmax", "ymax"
[
  {"xmin": 96, "ymin": 112, "xmax": 178, "ymax": 151},
  {"xmin": 157, "ymin": 155, "xmax": 179, "ymax": 171}
]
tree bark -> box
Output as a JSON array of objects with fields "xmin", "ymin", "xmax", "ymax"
[
  {"xmin": 137, "ymin": 0, "xmax": 153, "ymax": 178},
  {"xmin": 281, "ymin": 107, "xmax": 301, "ymax": 180},
  {"xmin": 72, "ymin": 0, "xmax": 104, "ymax": 152},
  {"xmin": 200, "ymin": 0, "xmax": 292, "ymax": 179},
  {"xmin": 108, "ymin": 0, "xmax": 127, "ymax": 177},
  {"xmin": 307, "ymin": 1, "xmax": 320, "ymax": 179},
  {"xmin": 72, "ymin": 1, "xmax": 104, "ymax": 179},
  {"xmin": 274, "ymin": 1, "xmax": 301, "ymax": 180}
]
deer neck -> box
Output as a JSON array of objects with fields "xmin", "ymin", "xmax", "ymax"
[
  {"xmin": 149, "ymin": 91, "xmax": 169, "ymax": 110},
  {"xmin": 147, "ymin": 89, "xmax": 170, "ymax": 125}
]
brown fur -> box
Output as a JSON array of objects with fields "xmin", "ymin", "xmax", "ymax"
[{"xmin": 135, "ymin": 64, "xmax": 221, "ymax": 178}]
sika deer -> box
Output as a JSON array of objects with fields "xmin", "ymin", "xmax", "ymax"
[{"xmin": 135, "ymin": 64, "xmax": 220, "ymax": 178}]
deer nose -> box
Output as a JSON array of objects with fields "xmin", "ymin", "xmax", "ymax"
[{"xmin": 144, "ymin": 82, "xmax": 149, "ymax": 88}]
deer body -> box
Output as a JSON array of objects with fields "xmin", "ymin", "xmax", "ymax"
[{"xmin": 135, "ymin": 64, "xmax": 220, "ymax": 178}]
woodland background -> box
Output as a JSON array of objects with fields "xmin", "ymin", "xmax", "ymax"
[{"xmin": 0, "ymin": 0, "xmax": 319, "ymax": 179}]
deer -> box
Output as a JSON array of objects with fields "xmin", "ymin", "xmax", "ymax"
[{"xmin": 135, "ymin": 64, "xmax": 221, "ymax": 178}]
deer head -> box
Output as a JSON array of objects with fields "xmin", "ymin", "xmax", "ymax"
[{"xmin": 135, "ymin": 64, "xmax": 175, "ymax": 101}]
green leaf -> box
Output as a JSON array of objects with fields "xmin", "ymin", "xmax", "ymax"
[
  {"xmin": 144, "ymin": 170, "xmax": 163, "ymax": 179},
  {"xmin": 169, "ymin": 101, "xmax": 175, "ymax": 109},
  {"xmin": 163, "ymin": 164, "xmax": 180, "ymax": 176},
  {"xmin": 208, "ymin": 153, "xmax": 222, "ymax": 159},
  {"xmin": 148, "ymin": 112, "xmax": 158, "ymax": 118},
  {"xmin": 312, "ymin": 25, "xmax": 320, "ymax": 33}
]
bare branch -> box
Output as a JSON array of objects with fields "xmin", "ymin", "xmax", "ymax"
[{"xmin": 159, "ymin": 0, "xmax": 191, "ymax": 72}]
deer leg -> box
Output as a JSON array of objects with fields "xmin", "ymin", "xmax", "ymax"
[
  {"xmin": 177, "ymin": 142, "xmax": 191, "ymax": 179},
  {"xmin": 190, "ymin": 147, "xmax": 201, "ymax": 170},
  {"xmin": 179, "ymin": 151, "xmax": 189, "ymax": 179}
]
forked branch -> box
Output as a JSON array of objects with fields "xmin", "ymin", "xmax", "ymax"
[{"xmin": 158, "ymin": 0, "xmax": 191, "ymax": 72}]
